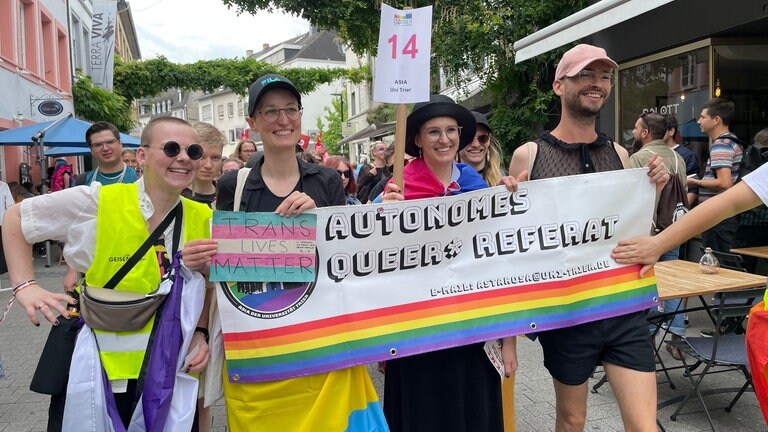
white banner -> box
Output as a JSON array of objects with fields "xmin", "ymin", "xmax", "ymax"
[
  {"xmin": 216, "ymin": 169, "xmax": 659, "ymax": 382},
  {"xmin": 373, "ymin": 4, "xmax": 432, "ymax": 104},
  {"xmin": 89, "ymin": 0, "xmax": 118, "ymax": 90}
]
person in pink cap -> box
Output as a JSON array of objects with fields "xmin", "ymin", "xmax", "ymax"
[{"xmin": 509, "ymin": 44, "xmax": 668, "ymax": 432}]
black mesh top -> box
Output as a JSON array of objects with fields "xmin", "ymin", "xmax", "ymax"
[{"xmin": 530, "ymin": 131, "xmax": 624, "ymax": 180}]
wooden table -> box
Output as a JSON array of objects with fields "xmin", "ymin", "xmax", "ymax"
[
  {"xmin": 654, "ymin": 260, "xmax": 767, "ymax": 300},
  {"xmin": 730, "ymin": 246, "xmax": 768, "ymax": 259}
]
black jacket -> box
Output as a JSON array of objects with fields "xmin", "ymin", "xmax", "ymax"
[{"xmin": 216, "ymin": 156, "xmax": 346, "ymax": 211}]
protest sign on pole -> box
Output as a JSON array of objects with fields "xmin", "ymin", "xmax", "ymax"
[
  {"xmin": 374, "ymin": 4, "xmax": 433, "ymax": 191},
  {"xmin": 215, "ymin": 169, "xmax": 658, "ymax": 383}
]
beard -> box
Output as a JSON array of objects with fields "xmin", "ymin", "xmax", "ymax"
[
  {"xmin": 563, "ymin": 87, "xmax": 607, "ymax": 119},
  {"xmin": 632, "ymin": 136, "xmax": 644, "ymax": 153}
]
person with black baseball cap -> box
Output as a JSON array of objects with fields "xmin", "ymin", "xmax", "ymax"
[
  {"xmin": 212, "ymin": 74, "xmax": 387, "ymax": 431},
  {"xmin": 381, "ymin": 94, "xmax": 523, "ymax": 432}
]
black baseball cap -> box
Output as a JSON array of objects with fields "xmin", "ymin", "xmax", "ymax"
[{"xmin": 247, "ymin": 74, "xmax": 302, "ymax": 117}]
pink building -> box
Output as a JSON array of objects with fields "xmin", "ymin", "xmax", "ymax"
[{"xmin": 0, "ymin": 0, "xmax": 73, "ymax": 184}]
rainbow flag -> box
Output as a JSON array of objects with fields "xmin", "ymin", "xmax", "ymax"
[{"xmin": 221, "ymin": 264, "xmax": 657, "ymax": 382}]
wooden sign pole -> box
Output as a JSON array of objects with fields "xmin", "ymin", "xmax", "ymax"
[{"xmin": 392, "ymin": 104, "xmax": 407, "ymax": 191}]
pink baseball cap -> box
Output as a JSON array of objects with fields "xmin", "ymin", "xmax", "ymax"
[{"xmin": 555, "ymin": 44, "xmax": 618, "ymax": 80}]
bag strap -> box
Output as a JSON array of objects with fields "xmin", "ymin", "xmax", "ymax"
[
  {"xmin": 233, "ymin": 168, "xmax": 252, "ymax": 212},
  {"xmin": 102, "ymin": 202, "xmax": 182, "ymax": 289}
]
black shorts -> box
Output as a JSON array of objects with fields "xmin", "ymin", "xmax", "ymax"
[{"xmin": 538, "ymin": 310, "xmax": 655, "ymax": 385}]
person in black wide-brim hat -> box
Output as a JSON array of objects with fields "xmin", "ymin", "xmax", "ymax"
[{"xmin": 381, "ymin": 95, "xmax": 522, "ymax": 432}]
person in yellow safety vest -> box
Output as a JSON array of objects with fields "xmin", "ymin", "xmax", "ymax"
[{"xmin": 3, "ymin": 116, "xmax": 218, "ymax": 431}]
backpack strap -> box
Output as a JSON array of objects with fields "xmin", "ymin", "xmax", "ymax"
[{"xmin": 233, "ymin": 168, "xmax": 252, "ymax": 212}]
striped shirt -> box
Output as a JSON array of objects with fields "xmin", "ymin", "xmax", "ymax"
[{"xmin": 699, "ymin": 132, "xmax": 743, "ymax": 202}]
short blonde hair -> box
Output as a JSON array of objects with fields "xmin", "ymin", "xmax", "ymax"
[{"xmin": 191, "ymin": 122, "xmax": 226, "ymax": 150}]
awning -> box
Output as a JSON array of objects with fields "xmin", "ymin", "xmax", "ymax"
[
  {"xmin": 513, "ymin": 0, "xmax": 675, "ymax": 63},
  {"xmin": 338, "ymin": 122, "xmax": 396, "ymax": 145}
]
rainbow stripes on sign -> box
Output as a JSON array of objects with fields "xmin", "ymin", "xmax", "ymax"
[{"xmin": 222, "ymin": 265, "xmax": 657, "ymax": 382}]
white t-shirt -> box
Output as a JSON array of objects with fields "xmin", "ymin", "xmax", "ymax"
[
  {"xmin": 20, "ymin": 177, "xmax": 180, "ymax": 272},
  {"xmin": 742, "ymin": 161, "xmax": 768, "ymax": 206}
]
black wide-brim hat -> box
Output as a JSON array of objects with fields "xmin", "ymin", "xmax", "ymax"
[{"xmin": 405, "ymin": 94, "xmax": 477, "ymax": 157}]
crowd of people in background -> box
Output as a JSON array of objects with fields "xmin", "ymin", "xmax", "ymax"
[{"xmin": 3, "ymin": 41, "xmax": 768, "ymax": 432}]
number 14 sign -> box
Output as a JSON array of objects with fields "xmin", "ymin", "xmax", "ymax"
[{"xmin": 373, "ymin": 4, "xmax": 432, "ymax": 104}]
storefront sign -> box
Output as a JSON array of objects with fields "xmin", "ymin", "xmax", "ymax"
[
  {"xmin": 642, "ymin": 103, "xmax": 680, "ymax": 115},
  {"xmin": 38, "ymin": 101, "xmax": 64, "ymax": 117},
  {"xmin": 215, "ymin": 169, "xmax": 658, "ymax": 382}
]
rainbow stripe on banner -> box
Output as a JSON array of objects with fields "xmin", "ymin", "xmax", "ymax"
[{"xmin": 222, "ymin": 264, "xmax": 657, "ymax": 382}]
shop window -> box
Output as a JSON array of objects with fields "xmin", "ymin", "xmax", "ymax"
[{"xmin": 619, "ymin": 46, "xmax": 710, "ymax": 155}]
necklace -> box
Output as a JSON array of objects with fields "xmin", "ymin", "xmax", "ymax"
[{"xmin": 92, "ymin": 163, "xmax": 127, "ymax": 185}]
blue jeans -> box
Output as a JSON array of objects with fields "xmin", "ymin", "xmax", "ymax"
[{"xmin": 649, "ymin": 247, "xmax": 686, "ymax": 337}]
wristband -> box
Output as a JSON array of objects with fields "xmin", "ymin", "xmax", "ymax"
[
  {"xmin": 195, "ymin": 326, "xmax": 209, "ymax": 343},
  {"xmin": 13, "ymin": 279, "xmax": 37, "ymax": 294}
]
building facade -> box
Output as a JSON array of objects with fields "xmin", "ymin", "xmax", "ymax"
[
  {"xmin": 0, "ymin": 0, "xmax": 72, "ymax": 182},
  {"xmin": 514, "ymin": 0, "xmax": 768, "ymax": 172}
]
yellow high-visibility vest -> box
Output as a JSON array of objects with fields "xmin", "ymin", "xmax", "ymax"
[{"xmin": 86, "ymin": 183, "xmax": 211, "ymax": 380}]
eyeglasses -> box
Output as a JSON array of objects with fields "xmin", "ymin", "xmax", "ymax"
[
  {"xmin": 91, "ymin": 138, "xmax": 119, "ymax": 149},
  {"xmin": 423, "ymin": 126, "xmax": 462, "ymax": 143},
  {"xmin": 336, "ymin": 169, "xmax": 352, "ymax": 178},
  {"xmin": 143, "ymin": 141, "xmax": 205, "ymax": 160},
  {"xmin": 255, "ymin": 106, "xmax": 303, "ymax": 123},
  {"xmin": 569, "ymin": 70, "xmax": 615, "ymax": 86},
  {"xmin": 474, "ymin": 134, "xmax": 490, "ymax": 145}
]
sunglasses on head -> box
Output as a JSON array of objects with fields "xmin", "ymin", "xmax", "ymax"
[
  {"xmin": 337, "ymin": 169, "xmax": 352, "ymax": 178},
  {"xmin": 474, "ymin": 134, "xmax": 490, "ymax": 144},
  {"xmin": 150, "ymin": 141, "xmax": 205, "ymax": 160}
]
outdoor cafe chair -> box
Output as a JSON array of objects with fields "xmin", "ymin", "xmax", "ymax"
[{"xmin": 665, "ymin": 286, "xmax": 765, "ymax": 431}]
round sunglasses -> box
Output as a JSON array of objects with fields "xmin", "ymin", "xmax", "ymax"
[{"xmin": 144, "ymin": 141, "xmax": 205, "ymax": 160}]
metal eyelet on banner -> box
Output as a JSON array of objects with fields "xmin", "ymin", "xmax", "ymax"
[
  {"xmin": 389, "ymin": 348, "xmax": 397, "ymax": 356},
  {"xmin": 232, "ymin": 374, "xmax": 240, "ymax": 381},
  {"xmin": 530, "ymin": 322, "xmax": 537, "ymax": 330},
  {"xmin": 652, "ymin": 296, "xmax": 658, "ymax": 303}
]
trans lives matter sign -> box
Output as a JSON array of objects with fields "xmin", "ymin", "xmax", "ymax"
[
  {"xmin": 215, "ymin": 169, "xmax": 659, "ymax": 383},
  {"xmin": 210, "ymin": 212, "xmax": 317, "ymax": 283}
]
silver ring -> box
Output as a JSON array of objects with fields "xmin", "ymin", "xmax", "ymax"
[{"xmin": 37, "ymin": 303, "xmax": 45, "ymax": 310}]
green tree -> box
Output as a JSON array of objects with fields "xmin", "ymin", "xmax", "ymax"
[
  {"xmin": 113, "ymin": 56, "xmax": 367, "ymax": 101},
  {"xmin": 72, "ymin": 55, "xmax": 367, "ymax": 135},
  {"xmin": 220, "ymin": 0, "xmax": 586, "ymax": 161},
  {"xmin": 72, "ymin": 74, "xmax": 135, "ymax": 132},
  {"xmin": 316, "ymin": 90, "xmax": 345, "ymax": 155}
]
